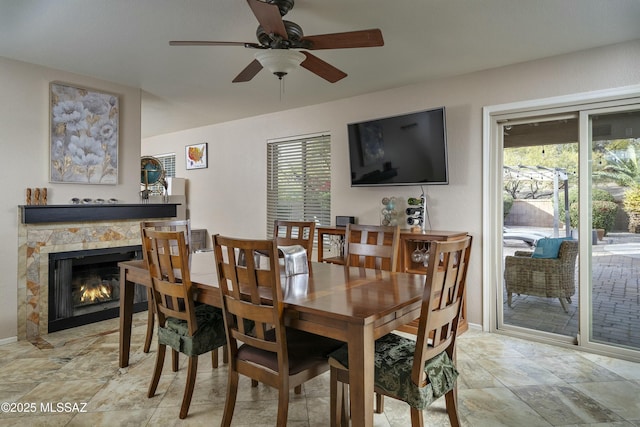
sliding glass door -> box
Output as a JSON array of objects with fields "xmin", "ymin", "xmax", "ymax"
[
  {"xmin": 487, "ymin": 92, "xmax": 640, "ymax": 361},
  {"xmin": 582, "ymin": 107, "xmax": 640, "ymax": 354},
  {"xmin": 500, "ymin": 115, "xmax": 579, "ymax": 340}
]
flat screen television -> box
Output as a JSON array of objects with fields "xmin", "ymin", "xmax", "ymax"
[{"xmin": 347, "ymin": 107, "xmax": 449, "ymax": 186}]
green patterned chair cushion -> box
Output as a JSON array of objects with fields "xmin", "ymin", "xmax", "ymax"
[
  {"xmin": 158, "ymin": 304, "xmax": 226, "ymax": 357},
  {"xmin": 328, "ymin": 333, "xmax": 459, "ymax": 410}
]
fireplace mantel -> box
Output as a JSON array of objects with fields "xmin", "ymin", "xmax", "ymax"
[{"xmin": 20, "ymin": 203, "xmax": 179, "ymax": 224}]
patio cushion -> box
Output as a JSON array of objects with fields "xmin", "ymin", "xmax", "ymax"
[
  {"xmin": 328, "ymin": 333, "xmax": 458, "ymax": 410},
  {"xmin": 532, "ymin": 237, "xmax": 572, "ymax": 259}
]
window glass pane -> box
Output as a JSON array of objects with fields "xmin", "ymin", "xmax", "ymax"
[{"xmin": 266, "ymin": 135, "xmax": 331, "ymax": 242}]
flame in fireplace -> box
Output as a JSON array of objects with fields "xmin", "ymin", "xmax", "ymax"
[{"xmin": 79, "ymin": 278, "xmax": 113, "ymax": 304}]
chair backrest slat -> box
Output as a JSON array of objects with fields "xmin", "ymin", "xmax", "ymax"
[
  {"xmin": 412, "ymin": 235, "xmax": 472, "ymax": 386},
  {"xmin": 213, "ymin": 234, "xmax": 288, "ymax": 373},
  {"xmin": 142, "ymin": 228, "xmax": 197, "ymax": 335},
  {"xmin": 274, "ymin": 220, "xmax": 316, "ymax": 263},
  {"xmin": 344, "ymin": 224, "xmax": 400, "ymax": 271},
  {"xmin": 141, "ymin": 219, "xmax": 193, "ymax": 254}
]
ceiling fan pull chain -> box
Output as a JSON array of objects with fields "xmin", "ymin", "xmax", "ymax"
[{"xmin": 280, "ymin": 77, "xmax": 284, "ymax": 101}]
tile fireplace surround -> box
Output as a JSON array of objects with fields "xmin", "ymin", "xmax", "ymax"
[{"xmin": 17, "ymin": 204, "xmax": 177, "ymax": 341}]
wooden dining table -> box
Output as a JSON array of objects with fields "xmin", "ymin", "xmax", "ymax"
[{"xmin": 119, "ymin": 251, "xmax": 425, "ymax": 427}]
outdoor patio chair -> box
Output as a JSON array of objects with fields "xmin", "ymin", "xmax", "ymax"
[{"xmin": 504, "ymin": 239, "xmax": 579, "ymax": 312}]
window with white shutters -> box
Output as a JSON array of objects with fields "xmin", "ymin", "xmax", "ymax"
[{"xmin": 266, "ymin": 134, "xmax": 331, "ymax": 241}]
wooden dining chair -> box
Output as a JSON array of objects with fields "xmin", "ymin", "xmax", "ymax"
[
  {"xmin": 274, "ymin": 220, "xmax": 316, "ymax": 263},
  {"xmin": 344, "ymin": 223, "xmax": 400, "ymax": 271},
  {"xmin": 212, "ymin": 234, "xmax": 343, "ymax": 426},
  {"xmin": 142, "ymin": 229, "xmax": 227, "ymax": 419},
  {"xmin": 328, "ymin": 236, "xmax": 472, "ymax": 427},
  {"xmin": 140, "ymin": 219, "xmax": 192, "ymax": 354},
  {"xmin": 343, "ymin": 223, "xmax": 400, "ymax": 412}
]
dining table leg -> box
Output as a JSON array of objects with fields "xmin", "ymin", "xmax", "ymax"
[
  {"xmin": 347, "ymin": 322, "xmax": 375, "ymax": 427},
  {"xmin": 119, "ymin": 265, "xmax": 135, "ymax": 368}
]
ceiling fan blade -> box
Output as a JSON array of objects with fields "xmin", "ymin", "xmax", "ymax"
[
  {"xmin": 170, "ymin": 41, "xmax": 263, "ymax": 48},
  {"xmin": 300, "ymin": 51, "xmax": 347, "ymax": 83},
  {"xmin": 232, "ymin": 59, "xmax": 264, "ymax": 82},
  {"xmin": 247, "ymin": 0, "xmax": 287, "ymax": 39},
  {"xmin": 302, "ymin": 29, "xmax": 384, "ymax": 50}
]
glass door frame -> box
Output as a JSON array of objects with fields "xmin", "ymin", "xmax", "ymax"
[
  {"xmin": 579, "ymin": 105, "xmax": 640, "ymax": 361},
  {"xmin": 489, "ymin": 109, "xmax": 580, "ymax": 346},
  {"xmin": 483, "ymin": 85, "xmax": 640, "ymax": 361}
]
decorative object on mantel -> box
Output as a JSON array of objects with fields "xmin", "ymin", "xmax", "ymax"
[
  {"xmin": 140, "ymin": 156, "xmax": 165, "ymax": 202},
  {"xmin": 71, "ymin": 197, "xmax": 118, "ymax": 205},
  {"xmin": 186, "ymin": 143, "xmax": 208, "ymax": 170},
  {"xmin": 26, "ymin": 187, "xmax": 48, "ymax": 205},
  {"xmin": 49, "ymin": 82, "xmax": 119, "ymax": 185},
  {"xmin": 380, "ymin": 197, "xmax": 398, "ymax": 226}
]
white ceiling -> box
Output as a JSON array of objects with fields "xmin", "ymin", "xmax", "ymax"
[{"xmin": 2, "ymin": 0, "xmax": 640, "ymax": 138}]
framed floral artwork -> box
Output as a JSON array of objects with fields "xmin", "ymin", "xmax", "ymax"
[
  {"xmin": 186, "ymin": 143, "xmax": 208, "ymax": 170},
  {"xmin": 49, "ymin": 82, "xmax": 119, "ymax": 184}
]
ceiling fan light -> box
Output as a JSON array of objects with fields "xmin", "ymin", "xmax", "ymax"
[{"xmin": 255, "ymin": 49, "xmax": 305, "ymax": 79}]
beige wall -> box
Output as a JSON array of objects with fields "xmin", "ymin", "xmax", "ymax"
[
  {"xmin": 0, "ymin": 57, "xmax": 142, "ymax": 341},
  {"xmin": 142, "ymin": 40, "xmax": 640, "ymax": 330}
]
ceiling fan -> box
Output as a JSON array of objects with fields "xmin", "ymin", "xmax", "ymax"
[{"xmin": 169, "ymin": 0, "xmax": 384, "ymax": 83}]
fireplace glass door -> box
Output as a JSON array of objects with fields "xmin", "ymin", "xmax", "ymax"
[{"xmin": 49, "ymin": 245, "xmax": 146, "ymax": 332}]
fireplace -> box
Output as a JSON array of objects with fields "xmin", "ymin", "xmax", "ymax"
[
  {"xmin": 48, "ymin": 245, "xmax": 147, "ymax": 332},
  {"xmin": 18, "ymin": 204, "xmax": 179, "ymax": 341}
]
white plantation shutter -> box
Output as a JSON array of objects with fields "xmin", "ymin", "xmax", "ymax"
[
  {"xmin": 158, "ymin": 153, "xmax": 176, "ymax": 179},
  {"xmin": 266, "ymin": 134, "xmax": 331, "ymax": 240}
]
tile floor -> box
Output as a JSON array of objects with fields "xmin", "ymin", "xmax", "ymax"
[{"xmin": 1, "ymin": 313, "xmax": 640, "ymax": 426}]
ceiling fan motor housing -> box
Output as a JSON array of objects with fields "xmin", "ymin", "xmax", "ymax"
[
  {"xmin": 256, "ymin": 20, "xmax": 307, "ymax": 49},
  {"xmin": 267, "ymin": 0, "xmax": 294, "ymax": 16}
]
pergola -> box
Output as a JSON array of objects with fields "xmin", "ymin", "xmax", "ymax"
[{"xmin": 504, "ymin": 165, "xmax": 571, "ymax": 237}]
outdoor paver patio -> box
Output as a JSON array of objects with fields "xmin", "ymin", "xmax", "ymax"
[{"xmin": 503, "ymin": 230, "xmax": 640, "ymax": 350}]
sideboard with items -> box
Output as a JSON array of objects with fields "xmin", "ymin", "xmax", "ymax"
[{"xmin": 317, "ymin": 226, "xmax": 467, "ymax": 273}]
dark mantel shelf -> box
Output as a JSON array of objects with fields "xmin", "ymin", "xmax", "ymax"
[{"xmin": 20, "ymin": 203, "xmax": 179, "ymax": 224}]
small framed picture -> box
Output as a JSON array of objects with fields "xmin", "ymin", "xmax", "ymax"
[{"xmin": 186, "ymin": 143, "xmax": 208, "ymax": 170}]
